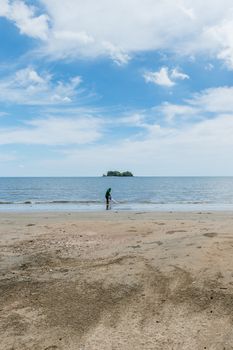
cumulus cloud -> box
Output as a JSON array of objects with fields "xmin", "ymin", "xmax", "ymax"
[
  {"xmin": 0, "ymin": 0, "xmax": 49, "ymax": 40},
  {"xmin": 0, "ymin": 67, "xmax": 83, "ymax": 105},
  {"xmin": 144, "ymin": 67, "xmax": 175, "ymax": 87},
  {"xmin": 3, "ymin": 0, "xmax": 233, "ymax": 67},
  {"xmin": 203, "ymin": 18, "xmax": 233, "ymax": 69},
  {"xmin": 39, "ymin": 0, "xmax": 233, "ymax": 68},
  {"xmin": 143, "ymin": 67, "xmax": 189, "ymax": 87},
  {"xmin": 39, "ymin": 0, "xmax": 203, "ymax": 62}
]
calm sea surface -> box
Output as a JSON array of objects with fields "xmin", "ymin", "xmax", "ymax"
[{"xmin": 0, "ymin": 177, "xmax": 233, "ymax": 212}]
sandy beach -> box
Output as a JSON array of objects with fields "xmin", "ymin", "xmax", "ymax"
[{"xmin": 1, "ymin": 211, "xmax": 233, "ymax": 349}]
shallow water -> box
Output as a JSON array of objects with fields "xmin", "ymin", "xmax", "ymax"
[{"xmin": 0, "ymin": 177, "xmax": 233, "ymax": 211}]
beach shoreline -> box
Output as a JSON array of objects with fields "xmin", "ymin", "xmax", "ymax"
[{"xmin": 1, "ymin": 211, "xmax": 233, "ymax": 349}]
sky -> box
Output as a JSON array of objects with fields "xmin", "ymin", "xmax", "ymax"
[{"xmin": 1, "ymin": 0, "xmax": 233, "ymax": 176}]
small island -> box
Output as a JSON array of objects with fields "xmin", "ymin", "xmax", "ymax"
[{"xmin": 103, "ymin": 171, "xmax": 133, "ymax": 177}]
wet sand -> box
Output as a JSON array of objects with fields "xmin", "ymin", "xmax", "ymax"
[{"xmin": 1, "ymin": 211, "xmax": 233, "ymax": 349}]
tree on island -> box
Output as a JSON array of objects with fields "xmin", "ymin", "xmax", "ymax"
[{"xmin": 103, "ymin": 170, "xmax": 133, "ymax": 177}]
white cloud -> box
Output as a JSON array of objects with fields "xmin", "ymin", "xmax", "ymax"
[
  {"xmin": 117, "ymin": 113, "xmax": 147, "ymax": 127},
  {"xmin": 188, "ymin": 86, "xmax": 233, "ymax": 113},
  {"xmin": 0, "ymin": 67, "xmax": 83, "ymax": 105},
  {"xmin": 170, "ymin": 68, "xmax": 189, "ymax": 81},
  {"xmin": 0, "ymin": 117, "xmax": 102, "ymax": 145},
  {"xmin": 203, "ymin": 17, "xmax": 233, "ymax": 69},
  {"xmin": 120, "ymin": 85, "xmax": 233, "ymax": 129},
  {"xmin": 159, "ymin": 102, "xmax": 198, "ymax": 122},
  {"xmin": 178, "ymin": 3, "xmax": 196, "ymax": 20},
  {"xmin": 53, "ymin": 30, "xmax": 94, "ymax": 44},
  {"xmin": 156, "ymin": 86, "xmax": 233, "ymax": 122},
  {"xmin": 144, "ymin": 67, "xmax": 175, "ymax": 87},
  {"xmin": 0, "ymin": 0, "xmax": 49, "ymax": 40},
  {"xmin": 15, "ymin": 67, "xmax": 47, "ymax": 86},
  {"xmin": 44, "ymin": 112, "xmax": 233, "ymax": 176},
  {"xmin": 1, "ymin": 82, "xmax": 233, "ymax": 174},
  {"xmin": 3, "ymin": 0, "xmax": 233, "ymax": 67},
  {"xmin": 39, "ymin": 0, "xmax": 233, "ymax": 68},
  {"xmin": 39, "ymin": 0, "xmax": 202, "ymax": 61},
  {"xmin": 143, "ymin": 67, "xmax": 189, "ymax": 87},
  {"xmin": 102, "ymin": 42, "xmax": 131, "ymax": 66}
]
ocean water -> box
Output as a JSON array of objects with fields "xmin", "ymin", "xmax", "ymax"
[{"xmin": 0, "ymin": 177, "xmax": 233, "ymax": 212}]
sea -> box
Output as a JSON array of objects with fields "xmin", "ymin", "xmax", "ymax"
[{"xmin": 0, "ymin": 177, "xmax": 233, "ymax": 212}]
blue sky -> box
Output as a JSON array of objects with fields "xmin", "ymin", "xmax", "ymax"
[{"xmin": 1, "ymin": 0, "xmax": 233, "ymax": 176}]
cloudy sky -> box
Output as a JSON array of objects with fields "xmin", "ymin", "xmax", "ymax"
[{"xmin": 1, "ymin": 0, "xmax": 233, "ymax": 176}]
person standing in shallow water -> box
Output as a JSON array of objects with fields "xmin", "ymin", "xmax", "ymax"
[{"xmin": 105, "ymin": 188, "xmax": 111, "ymax": 210}]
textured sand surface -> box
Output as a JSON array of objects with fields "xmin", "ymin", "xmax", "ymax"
[{"xmin": 1, "ymin": 211, "xmax": 233, "ymax": 349}]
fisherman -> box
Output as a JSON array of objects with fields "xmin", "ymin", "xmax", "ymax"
[{"xmin": 105, "ymin": 188, "xmax": 112, "ymax": 210}]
